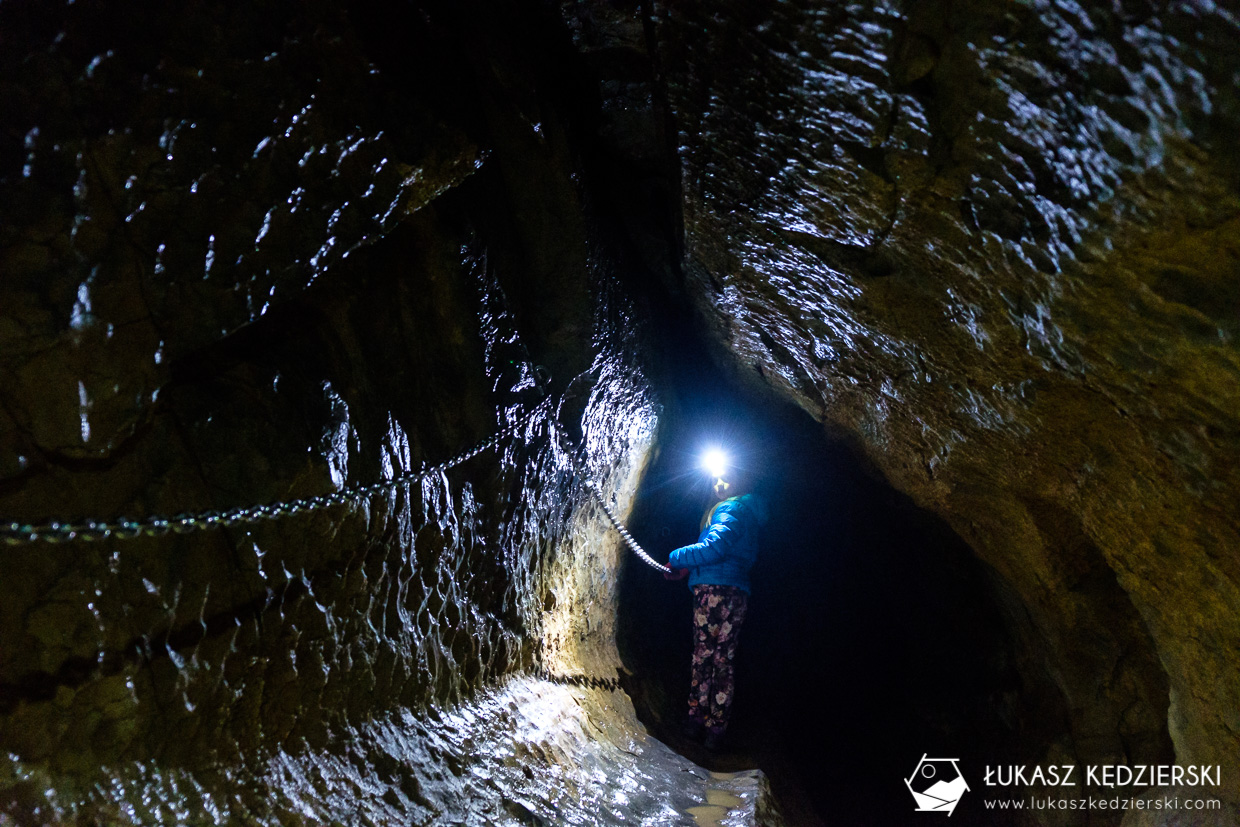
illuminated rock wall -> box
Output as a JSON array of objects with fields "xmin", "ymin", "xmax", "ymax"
[{"xmin": 0, "ymin": 2, "xmax": 715, "ymax": 823}]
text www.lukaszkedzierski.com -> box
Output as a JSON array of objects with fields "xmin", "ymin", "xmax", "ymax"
[{"xmin": 984, "ymin": 796, "xmax": 1222, "ymax": 812}]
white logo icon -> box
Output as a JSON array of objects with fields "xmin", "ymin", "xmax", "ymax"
[{"xmin": 906, "ymin": 755, "xmax": 969, "ymax": 815}]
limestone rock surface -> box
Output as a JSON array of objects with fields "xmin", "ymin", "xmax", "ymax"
[{"xmin": 0, "ymin": 1, "xmax": 715, "ymax": 823}]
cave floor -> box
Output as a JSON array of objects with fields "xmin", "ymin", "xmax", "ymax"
[{"xmin": 378, "ymin": 675, "xmax": 782, "ymax": 826}]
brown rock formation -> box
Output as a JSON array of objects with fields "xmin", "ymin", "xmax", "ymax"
[{"xmin": 658, "ymin": 0, "xmax": 1239, "ymax": 790}]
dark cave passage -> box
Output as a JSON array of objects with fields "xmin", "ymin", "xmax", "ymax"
[
  {"xmin": 3, "ymin": 0, "xmax": 1237, "ymax": 823},
  {"xmin": 617, "ymin": 342, "xmax": 1060, "ymax": 826}
]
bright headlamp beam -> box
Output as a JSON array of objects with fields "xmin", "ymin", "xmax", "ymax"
[{"xmin": 701, "ymin": 448, "xmax": 729, "ymax": 479}]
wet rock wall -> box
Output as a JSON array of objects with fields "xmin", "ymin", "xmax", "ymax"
[
  {"xmin": 0, "ymin": 1, "xmax": 676, "ymax": 822},
  {"xmin": 654, "ymin": 0, "xmax": 1240, "ymax": 794}
]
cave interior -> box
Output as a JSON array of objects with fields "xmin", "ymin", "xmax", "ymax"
[{"xmin": 1, "ymin": 0, "xmax": 1237, "ymax": 825}]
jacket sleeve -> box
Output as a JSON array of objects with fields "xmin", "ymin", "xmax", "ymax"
[{"xmin": 668, "ymin": 509, "xmax": 746, "ymax": 570}]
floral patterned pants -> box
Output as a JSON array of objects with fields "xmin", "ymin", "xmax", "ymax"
[{"xmin": 687, "ymin": 584, "xmax": 749, "ymax": 734}]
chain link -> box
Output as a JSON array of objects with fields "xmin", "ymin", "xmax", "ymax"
[
  {"xmin": 548, "ymin": 418, "xmax": 671, "ymax": 575},
  {"xmin": 1, "ymin": 401, "xmax": 552, "ymax": 547},
  {"xmin": 3, "ymin": 375, "xmax": 670, "ymax": 574},
  {"xmin": 585, "ymin": 479, "xmax": 672, "ymax": 574}
]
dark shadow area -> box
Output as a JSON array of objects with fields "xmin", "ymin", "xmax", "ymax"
[{"xmin": 617, "ymin": 336, "xmax": 1055, "ymax": 826}]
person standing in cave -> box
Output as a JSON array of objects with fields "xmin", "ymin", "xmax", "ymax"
[{"xmin": 665, "ymin": 460, "xmax": 768, "ymax": 751}]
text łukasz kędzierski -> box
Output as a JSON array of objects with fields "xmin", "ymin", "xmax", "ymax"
[{"xmin": 984, "ymin": 765, "xmax": 1222, "ymax": 788}]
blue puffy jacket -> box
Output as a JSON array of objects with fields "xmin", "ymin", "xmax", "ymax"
[{"xmin": 668, "ymin": 494, "xmax": 768, "ymax": 593}]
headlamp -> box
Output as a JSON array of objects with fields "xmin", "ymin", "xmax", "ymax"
[{"xmin": 701, "ymin": 448, "xmax": 729, "ymax": 479}]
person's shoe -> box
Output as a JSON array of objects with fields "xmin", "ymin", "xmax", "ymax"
[
  {"xmin": 703, "ymin": 728, "xmax": 726, "ymax": 752},
  {"xmin": 680, "ymin": 718, "xmax": 706, "ymax": 742}
]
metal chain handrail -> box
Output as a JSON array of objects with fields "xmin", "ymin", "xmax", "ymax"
[
  {"xmin": 547, "ymin": 413, "xmax": 671, "ymax": 575},
  {"xmin": 1, "ymin": 400, "xmax": 553, "ymax": 547},
  {"xmin": 585, "ymin": 479, "xmax": 672, "ymax": 574},
  {"xmin": 3, "ymin": 378, "xmax": 671, "ymax": 576}
]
